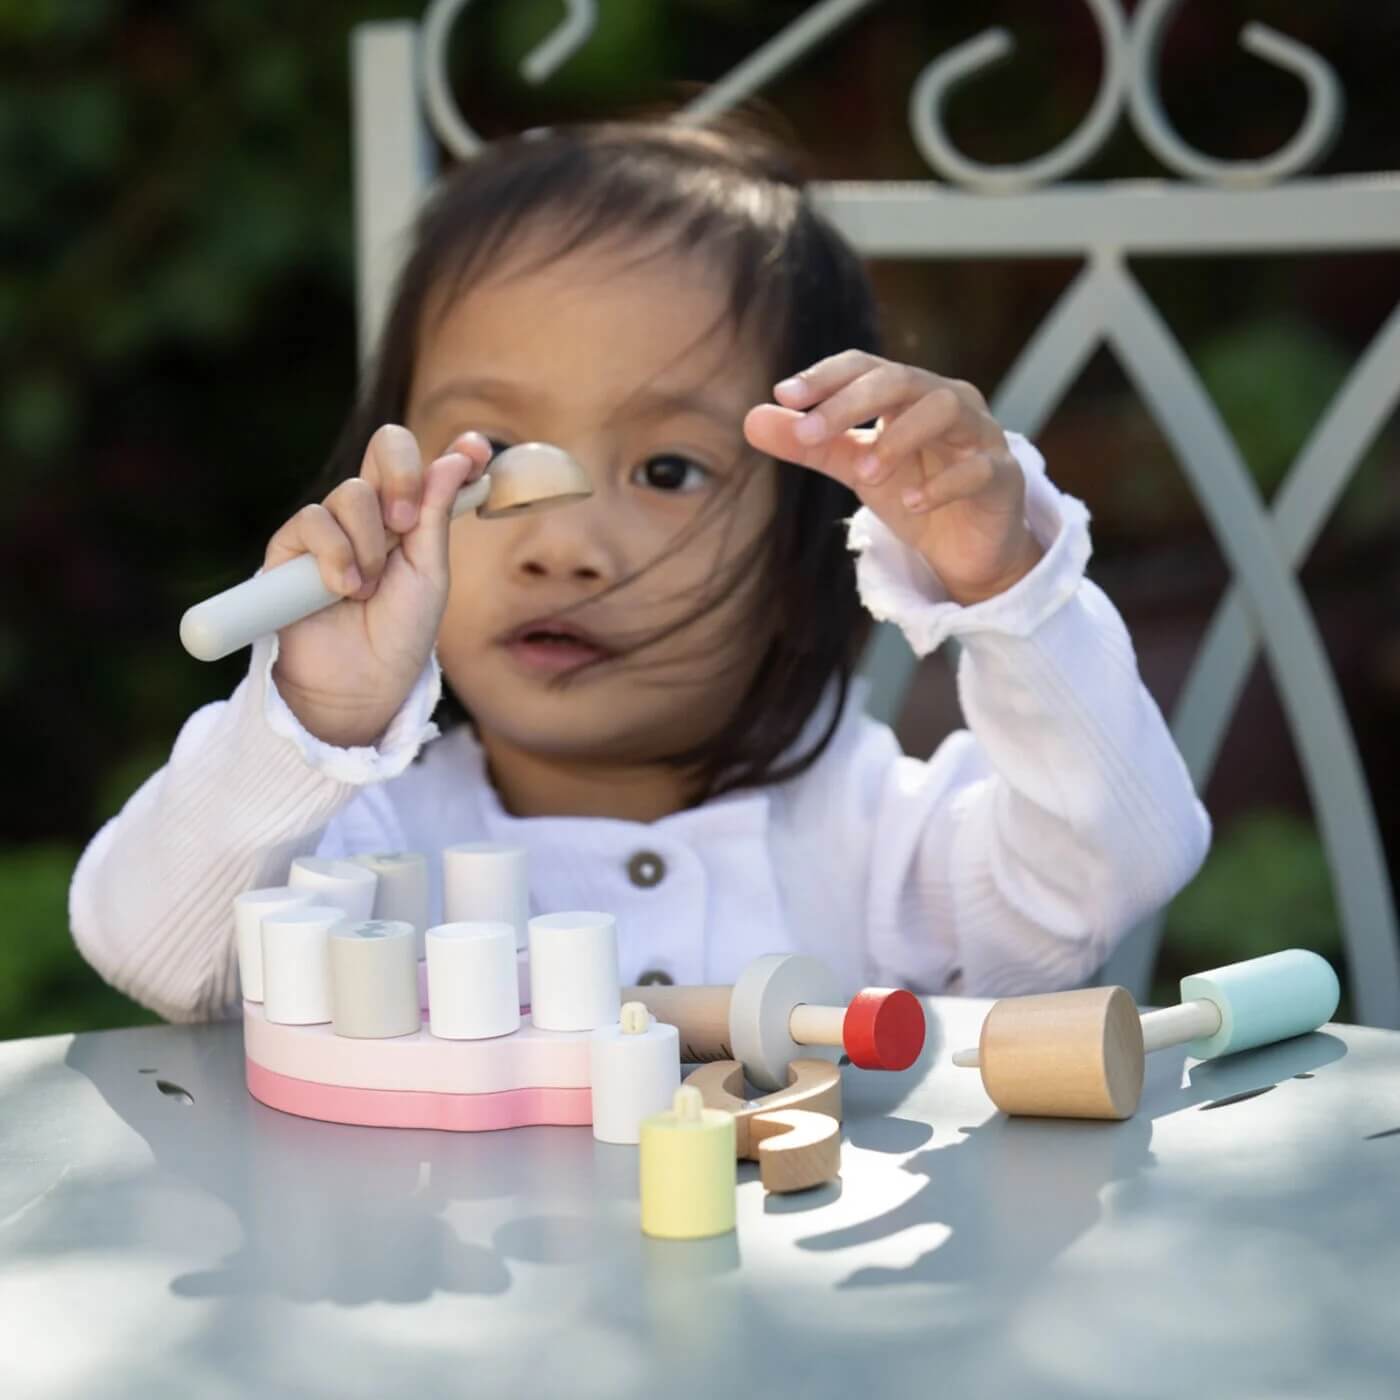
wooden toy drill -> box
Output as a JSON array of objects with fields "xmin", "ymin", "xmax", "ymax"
[{"xmin": 624, "ymin": 952, "xmax": 926, "ymax": 1090}]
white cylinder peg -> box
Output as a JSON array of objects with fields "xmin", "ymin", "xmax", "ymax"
[
  {"xmin": 590, "ymin": 1002, "xmax": 681, "ymax": 1144},
  {"xmin": 233, "ymin": 886, "xmax": 315, "ymax": 1002},
  {"xmin": 288, "ymin": 856, "xmax": 377, "ymax": 923},
  {"xmin": 349, "ymin": 852, "xmax": 430, "ymax": 957},
  {"xmin": 328, "ymin": 919, "xmax": 421, "ymax": 1039},
  {"xmin": 443, "ymin": 843, "xmax": 530, "ymax": 950},
  {"xmin": 425, "ymin": 921, "xmax": 521, "ymax": 1040},
  {"xmin": 262, "ymin": 904, "xmax": 345, "ymax": 1025},
  {"xmin": 528, "ymin": 911, "xmax": 620, "ymax": 1032}
]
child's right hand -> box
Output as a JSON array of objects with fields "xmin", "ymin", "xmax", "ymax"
[{"xmin": 265, "ymin": 424, "xmax": 493, "ymax": 749}]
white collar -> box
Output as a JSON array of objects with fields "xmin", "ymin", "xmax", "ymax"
[{"xmin": 432, "ymin": 672, "xmax": 866, "ymax": 842}]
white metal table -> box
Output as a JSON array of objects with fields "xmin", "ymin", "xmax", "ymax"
[{"xmin": 2, "ymin": 996, "xmax": 1397, "ymax": 1399}]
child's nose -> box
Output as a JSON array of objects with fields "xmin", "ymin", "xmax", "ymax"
[
  {"xmin": 518, "ymin": 553, "xmax": 603, "ymax": 582},
  {"xmin": 509, "ymin": 487, "xmax": 615, "ymax": 583}
]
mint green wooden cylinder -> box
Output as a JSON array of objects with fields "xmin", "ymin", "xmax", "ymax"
[{"xmin": 1181, "ymin": 949, "xmax": 1340, "ymax": 1060}]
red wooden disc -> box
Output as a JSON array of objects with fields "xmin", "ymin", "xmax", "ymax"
[{"xmin": 843, "ymin": 988, "xmax": 926, "ymax": 1070}]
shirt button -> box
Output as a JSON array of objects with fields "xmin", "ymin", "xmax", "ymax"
[
  {"xmin": 626, "ymin": 851, "xmax": 666, "ymax": 888},
  {"xmin": 637, "ymin": 968, "xmax": 674, "ymax": 986}
]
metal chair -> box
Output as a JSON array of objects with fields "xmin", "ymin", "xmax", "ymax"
[{"xmin": 348, "ymin": 0, "xmax": 1400, "ymax": 1026}]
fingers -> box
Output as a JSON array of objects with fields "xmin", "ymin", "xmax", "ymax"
[
  {"xmin": 361, "ymin": 424, "xmax": 426, "ymax": 534},
  {"xmin": 859, "ymin": 383, "xmax": 998, "ymax": 488},
  {"xmin": 402, "ymin": 432, "xmax": 493, "ymax": 580},
  {"xmin": 772, "ymin": 350, "xmax": 884, "ymax": 409},
  {"xmin": 360, "ymin": 423, "xmax": 491, "ymax": 534},
  {"xmin": 742, "ymin": 403, "xmax": 876, "ymax": 486},
  {"xmin": 417, "ymin": 431, "xmax": 492, "ymax": 526},
  {"xmin": 785, "ymin": 364, "xmax": 937, "ymax": 457},
  {"xmin": 900, "ymin": 456, "xmax": 997, "ymax": 514},
  {"xmin": 264, "ymin": 496, "xmax": 371, "ymax": 600},
  {"xmin": 756, "ymin": 355, "xmax": 1006, "ymax": 506},
  {"xmin": 263, "ymin": 425, "xmax": 493, "ymax": 604}
]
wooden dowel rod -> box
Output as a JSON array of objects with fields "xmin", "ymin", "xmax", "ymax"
[
  {"xmin": 1139, "ymin": 998, "xmax": 1221, "ymax": 1054},
  {"xmin": 623, "ymin": 985, "xmax": 734, "ymax": 1061},
  {"xmin": 787, "ymin": 1003, "xmax": 845, "ymax": 1049},
  {"xmin": 953, "ymin": 997, "xmax": 1224, "ymax": 1068}
]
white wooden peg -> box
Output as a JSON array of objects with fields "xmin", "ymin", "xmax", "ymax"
[
  {"xmin": 288, "ymin": 856, "xmax": 377, "ymax": 923},
  {"xmin": 528, "ymin": 911, "xmax": 620, "ymax": 1032},
  {"xmin": 590, "ymin": 1001, "xmax": 681, "ymax": 1145},
  {"xmin": 425, "ymin": 921, "xmax": 520, "ymax": 1040},
  {"xmin": 261, "ymin": 904, "xmax": 346, "ymax": 1026},
  {"xmin": 234, "ymin": 886, "xmax": 315, "ymax": 1002},
  {"xmin": 349, "ymin": 852, "xmax": 430, "ymax": 957},
  {"xmin": 328, "ymin": 919, "xmax": 420, "ymax": 1039},
  {"xmin": 443, "ymin": 843, "xmax": 529, "ymax": 951}
]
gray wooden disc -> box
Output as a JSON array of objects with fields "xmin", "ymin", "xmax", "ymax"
[{"xmin": 728, "ymin": 954, "xmax": 842, "ymax": 1092}]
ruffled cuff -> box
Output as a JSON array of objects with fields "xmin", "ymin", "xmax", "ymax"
[
  {"xmin": 257, "ymin": 634, "xmax": 443, "ymax": 784},
  {"xmin": 846, "ymin": 432, "xmax": 1092, "ymax": 657}
]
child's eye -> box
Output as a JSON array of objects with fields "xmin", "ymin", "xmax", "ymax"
[{"xmin": 633, "ymin": 454, "xmax": 710, "ymax": 494}]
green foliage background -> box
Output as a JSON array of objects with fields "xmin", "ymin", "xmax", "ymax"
[{"xmin": 2, "ymin": 1, "xmax": 1397, "ymax": 1038}]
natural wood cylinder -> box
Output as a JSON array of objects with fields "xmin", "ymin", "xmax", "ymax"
[
  {"xmin": 787, "ymin": 1003, "xmax": 846, "ymax": 1048},
  {"xmin": 624, "ymin": 985, "xmax": 734, "ymax": 1062},
  {"xmin": 978, "ymin": 985, "xmax": 1146, "ymax": 1120}
]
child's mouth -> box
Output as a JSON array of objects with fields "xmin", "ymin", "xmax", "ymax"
[{"xmin": 502, "ymin": 628, "xmax": 613, "ymax": 675}]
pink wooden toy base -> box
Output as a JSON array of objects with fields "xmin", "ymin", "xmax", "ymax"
[
  {"xmin": 243, "ymin": 1003, "xmax": 590, "ymax": 1094},
  {"xmin": 242, "ymin": 948, "xmax": 590, "ymax": 1133},
  {"xmin": 246, "ymin": 1059, "xmax": 592, "ymax": 1132}
]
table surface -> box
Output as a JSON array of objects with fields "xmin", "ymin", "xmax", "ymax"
[{"xmin": 2, "ymin": 996, "xmax": 1398, "ymax": 1400}]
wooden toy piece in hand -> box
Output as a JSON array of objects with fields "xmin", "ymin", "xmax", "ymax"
[
  {"xmin": 951, "ymin": 949, "xmax": 1342, "ymax": 1121},
  {"xmin": 179, "ymin": 442, "xmax": 591, "ymax": 661},
  {"xmin": 684, "ymin": 1058, "xmax": 841, "ymax": 1194},
  {"xmin": 625, "ymin": 953, "xmax": 926, "ymax": 1091}
]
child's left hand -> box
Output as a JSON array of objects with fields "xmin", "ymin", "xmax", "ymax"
[{"xmin": 744, "ymin": 352, "xmax": 1044, "ymax": 606}]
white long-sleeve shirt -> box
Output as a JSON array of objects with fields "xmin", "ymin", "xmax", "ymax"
[{"xmin": 69, "ymin": 436, "xmax": 1210, "ymax": 1023}]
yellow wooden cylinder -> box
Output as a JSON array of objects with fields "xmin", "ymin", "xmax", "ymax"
[
  {"xmin": 978, "ymin": 985, "xmax": 1146, "ymax": 1120},
  {"xmin": 639, "ymin": 1087, "xmax": 737, "ymax": 1239}
]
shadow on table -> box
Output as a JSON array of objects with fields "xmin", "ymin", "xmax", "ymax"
[
  {"xmin": 758, "ymin": 1003, "xmax": 946, "ymax": 1218},
  {"xmin": 796, "ymin": 1030, "xmax": 1348, "ymax": 1293},
  {"xmin": 62, "ymin": 1021, "xmax": 639, "ymax": 1308}
]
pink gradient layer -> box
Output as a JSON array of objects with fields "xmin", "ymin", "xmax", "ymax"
[{"xmin": 246, "ymin": 1058, "xmax": 592, "ymax": 1132}]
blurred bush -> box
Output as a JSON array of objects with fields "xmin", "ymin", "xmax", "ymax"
[
  {"xmin": 1158, "ymin": 809, "xmax": 1350, "ymax": 1020},
  {"xmin": 0, "ymin": 844, "xmax": 158, "ymax": 1039}
]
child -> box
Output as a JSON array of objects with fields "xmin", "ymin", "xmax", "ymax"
[{"xmin": 70, "ymin": 120, "xmax": 1210, "ymax": 1023}]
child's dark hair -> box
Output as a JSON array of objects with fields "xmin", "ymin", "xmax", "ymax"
[{"xmin": 312, "ymin": 117, "xmax": 882, "ymax": 805}]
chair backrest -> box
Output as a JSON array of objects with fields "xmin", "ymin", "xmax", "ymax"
[{"xmin": 349, "ymin": 0, "xmax": 1400, "ymax": 1026}]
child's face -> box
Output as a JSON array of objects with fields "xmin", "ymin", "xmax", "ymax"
[{"xmin": 405, "ymin": 237, "xmax": 779, "ymax": 771}]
